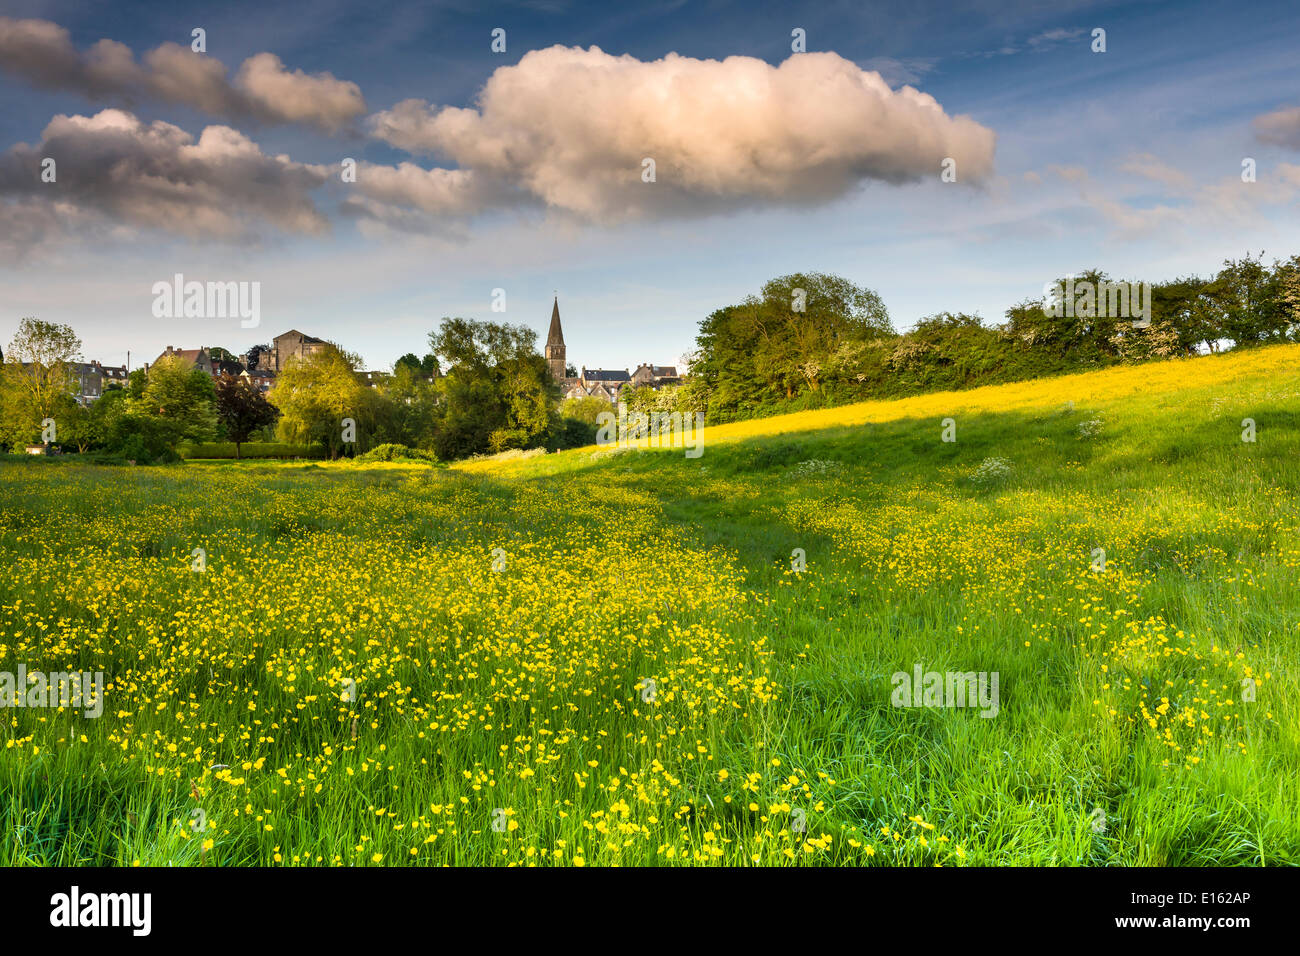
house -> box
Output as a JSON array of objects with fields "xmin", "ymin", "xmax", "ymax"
[
  {"xmin": 630, "ymin": 363, "xmax": 680, "ymax": 389},
  {"xmin": 241, "ymin": 368, "xmax": 276, "ymax": 393},
  {"xmin": 153, "ymin": 346, "xmax": 214, "ymax": 376},
  {"xmin": 574, "ymin": 368, "xmax": 631, "ymax": 403},
  {"xmin": 98, "ymin": 362, "xmax": 129, "ymax": 388},
  {"xmin": 69, "ymin": 360, "xmax": 128, "ymax": 406},
  {"xmin": 211, "ymin": 356, "xmax": 246, "ymax": 378},
  {"xmin": 272, "ymin": 330, "xmax": 328, "ymax": 371}
]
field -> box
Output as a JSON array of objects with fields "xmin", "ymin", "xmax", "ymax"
[{"xmin": 2, "ymin": 344, "xmax": 1299, "ymax": 866}]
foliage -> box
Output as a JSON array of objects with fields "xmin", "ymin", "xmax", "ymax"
[
  {"xmin": 177, "ymin": 441, "xmax": 326, "ymax": 460},
  {"xmin": 270, "ymin": 343, "xmax": 367, "ymax": 459},
  {"xmin": 0, "ymin": 317, "xmax": 82, "ymax": 449},
  {"xmin": 133, "ymin": 355, "xmax": 218, "ymax": 444},
  {"xmin": 696, "ymin": 257, "xmax": 1300, "ymax": 423},
  {"xmin": 214, "ymin": 374, "xmax": 279, "ymax": 458},
  {"xmin": 353, "ymin": 443, "xmax": 439, "ymax": 463},
  {"xmin": 429, "ymin": 318, "xmax": 554, "ymax": 459}
]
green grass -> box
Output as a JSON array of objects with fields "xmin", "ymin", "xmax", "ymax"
[{"xmin": 1, "ymin": 345, "xmax": 1298, "ymax": 865}]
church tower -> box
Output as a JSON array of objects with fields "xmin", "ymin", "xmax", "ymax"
[{"xmin": 546, "ymin": 296, "xmax": 567, "ymax": 380}]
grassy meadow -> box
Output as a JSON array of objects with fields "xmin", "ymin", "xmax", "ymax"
[{"xmin": 2, "ymin": 344, "xmax": 1299, "ymax": 866}]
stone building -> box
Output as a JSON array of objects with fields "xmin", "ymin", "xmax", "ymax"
[
  {"xmin": 546, "ymin": 298, "xmax": 676, "ymax": 404},
  {"xmin": 153, "ymin": 346, "xmax": 214, "ymax": 376},
  {"xmin": 69, "ymin": 360, "xmax": 128, "ymax": 406},
  {"xmin": 567, "ymin": 368, "xmax": 631, "ymax": 403},
  {"xmin": 271, "ymin": 330, "xmax": 328, "ymax": 371},
  {"xmin": 630, "ymin": 363, "xmax": 679, "ymax": 388}
]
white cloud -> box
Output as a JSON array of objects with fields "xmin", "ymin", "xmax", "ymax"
[
  {"xmin": 856, "ymin": 56, "xmax": 937, "ymax": 87},
  {"xmin": 365, "ymin": 45, "xmax": 996, "ymax": 224}
]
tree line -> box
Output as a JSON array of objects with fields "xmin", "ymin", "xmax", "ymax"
[{"xmin": 684, "ymin": 252, "xmax": 1300, "ymax": 422}]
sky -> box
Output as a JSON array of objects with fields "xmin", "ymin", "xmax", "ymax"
[{"xmin": 1, "ymin": 0, "xmax": 1298, "ymax": 373}]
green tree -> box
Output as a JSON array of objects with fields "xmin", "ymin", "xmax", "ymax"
[
  {"xmin": 270, "ymin": 343, "xmax": 366, "ymax": 459},
  {"xmin": 134, "ymin": 355, "xmax": 218, "ymax": 444},
  {"xmin": 387, "ymin": 362, "xmax": 443, "ymax": 449},
  {"xmin": 691, "ymin": 273, "xmax": 892, "ymax": 419},
  {"xmin": 1210, "ymin": 253, "xmax": 1284, "ymax": 346},
  {"xmin": 1275, "ymin": 254, "xmax": 1300, "ymax": 337},
  {"xmin": 1, "ymin": 317, "xmax": 82, "ymax": 447},
  {"xmin": 395, "ymin": 352, "xmax": 441, "ymax": 378},
  {"xmin": 559, "ymin": 395, "xmax": 616, "ymax": 424},
  {"xmin": 429, "ymin": 318, "xmax": 553, "ymax": 458}
]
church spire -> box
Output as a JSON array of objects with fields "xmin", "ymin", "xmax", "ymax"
[
  {"xmin": 545, "ymin": 296, "xmax": 567, "ymax": 380},
  {"xmin": 547, "ymin": 296, "xmax": 564, "ymax": 347}
]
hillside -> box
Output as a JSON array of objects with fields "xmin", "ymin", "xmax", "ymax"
[{"xmin": 1, "ymin": 344, "xmax": 1298, "ymax": 865}]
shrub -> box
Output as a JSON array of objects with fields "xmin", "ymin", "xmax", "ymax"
[
  {"xmin": 107, "ymin": 415, "xmax": 181, "ymax": 464},
  {"xmin": 354, "ymin": 443, "xmax": 439, "ymax": 463},
  {"xmin": 549, "ymin": 416, "xmax": 598, "ymax": 451},
  {"xmin": 177, "ymin": 442, "xmax": 326, "ymax": 460}
]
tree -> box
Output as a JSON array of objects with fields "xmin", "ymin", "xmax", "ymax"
[
  {"xmin": 59, "ymin": 403, "xmax": 99, "ymax": 453},
  {"xmin": 214, "ymin": 374, "xmax": 278, "ymax": 459},
  {"xmin": 386, "ymin": 361, "xmax": 443, "ymax": 449},
  {"xmin": 84, "ymin": 388, "xmax": 129, "ymax": 451},
  {"xmin": 134, "ymin": 355, "xmax": 218, "ymax": 444},
  {"xmin": 126, "ymin": 367, "xmax": 148, "ymax": 399},
  {"xmin": 690, "ymin": 273, "xmax": 892, "ymax": 419},
  {"xmin": 429, "ymin": 318, "xmax": 554, "ymax": 457},
  {"xmin": 1210, "ymin": 253, "xmax": 1285, "ymax": 346},
  {"xmin": 559, "ymin": 395, "xmax": 616, "ymax": 424},
  {"xmin": 1276, "ymin": 254, "xmax": 1300, "ymax": 338},
  {"xmin": 1, "ymin": 317, "xmax": 82, "ymax": 447},
  {"xmin": 270, "ymin": 343, "xmax": 366, "ymax": 459},
  {"xmin": 395, "ymin": 352, "xmax": 441, "ymax": 378}
]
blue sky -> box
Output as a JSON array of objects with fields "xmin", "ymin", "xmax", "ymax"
[{"xmin": 1, "ymin": 0, "xmax": 1298, "ymax": 372}]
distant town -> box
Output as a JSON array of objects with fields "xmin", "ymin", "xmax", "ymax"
[{"xmin": 50, "ymin": 298, "xmax": 679, "ymax": 409}]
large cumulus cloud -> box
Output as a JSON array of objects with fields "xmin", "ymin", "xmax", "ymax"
[{"xmin": 363, "ymin": 45, "xmax": 997, "ymax": 224}]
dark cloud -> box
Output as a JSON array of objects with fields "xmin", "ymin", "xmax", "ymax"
[
  {"xmin": 0, "ymin": 17, "xmax": 366, "ymax": 132},
  {"xmin": 0, "ymin": 109, "xmax": 331, "ymax": 246}
]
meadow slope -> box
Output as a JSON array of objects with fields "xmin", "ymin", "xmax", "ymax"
[{"xmin": 2, "ymin": 344, "xmax": 1298, "ymax": 865}]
